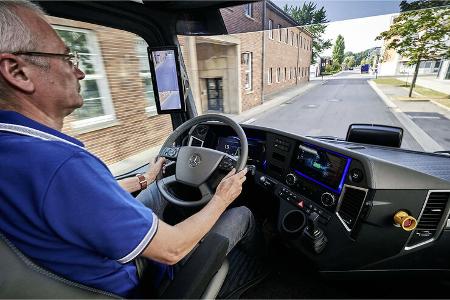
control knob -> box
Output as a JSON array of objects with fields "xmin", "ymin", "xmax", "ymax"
[
  {"xmin": 321, "ymin": 192, "xmax": 336, "ymax": 207},
  {"xmin": 286, "ymin": 173, "xmax": 297, "ymax": 186}
]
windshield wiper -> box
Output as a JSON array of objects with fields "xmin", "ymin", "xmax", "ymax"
[
  {"xmin": 434, "ymin": 150, "xmax": 450, "ymax": 157},
  {"xmin": 307, "ymin": 135, "xmax": 345, "ymax": 141}
]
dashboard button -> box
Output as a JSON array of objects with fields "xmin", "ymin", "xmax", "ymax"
[
  {"xmin": 349, "ymin": 168, "xmax": 364, "ymax": 183},
  {"xmin": 321, "ymin": 192, "xmax": 336, "ymax": 207}
]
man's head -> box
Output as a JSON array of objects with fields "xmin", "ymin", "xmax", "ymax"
[{"xmin": 0, "ymin": 1, "xmax": 85, "ymax": 124}]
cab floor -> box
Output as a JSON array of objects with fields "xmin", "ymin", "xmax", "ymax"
[{"xmin": 241, "ymin": 241, "xmax": 450, "ymax": 299}]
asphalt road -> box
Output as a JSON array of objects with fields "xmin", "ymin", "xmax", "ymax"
[
  {"xmin": 252, "ymin": 70, "xmax": 423, "ymax": 151},
  {"xmin": 161, "ymin": 91, "xmax": 181, "ymax": 110}
]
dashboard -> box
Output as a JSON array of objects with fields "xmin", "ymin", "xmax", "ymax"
[{"xmin": 188, "ymin": 122, "xmax": 450, "ymax": 277}]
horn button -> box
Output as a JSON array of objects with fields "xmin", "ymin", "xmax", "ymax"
[{"xmin": 176, "ymin": 146, "xmax": 224, "ymax": 186}]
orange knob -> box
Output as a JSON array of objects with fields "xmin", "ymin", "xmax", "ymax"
[{"xmin": 393, "ymin": 211, "xmax": 417, "ymax": 231}]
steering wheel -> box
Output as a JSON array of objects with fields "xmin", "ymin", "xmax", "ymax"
[{"xmin": 156, "ymin": 114, "xmax": 248, "ymax": 207}]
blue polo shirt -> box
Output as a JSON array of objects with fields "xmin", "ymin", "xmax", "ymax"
[{"xmin": 0, "ymin": 110, "xmax": 161, "ymax": 297}]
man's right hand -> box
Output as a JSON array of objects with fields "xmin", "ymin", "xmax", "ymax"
[{"xmin": 214, "ymin": 168, "xmax": 248, "ymax": 207}]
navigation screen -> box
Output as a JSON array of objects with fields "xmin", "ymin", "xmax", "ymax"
[{"xmin": 292, "ymin": 143, "xmax": 350, "ymax": 192}]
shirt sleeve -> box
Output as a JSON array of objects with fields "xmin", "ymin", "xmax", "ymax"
[{"xmin": 41, "ymin": 151, "xmax": 157, "ymax": 264}]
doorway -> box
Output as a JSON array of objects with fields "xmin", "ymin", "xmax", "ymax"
[{"xmin": 206, "ymin": 78, "xmax": 224, "ymax": 112}]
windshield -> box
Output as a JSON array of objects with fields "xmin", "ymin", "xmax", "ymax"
[{"xmin": 177, "ymin": 1, "xmax": 450, "ymax": 153}]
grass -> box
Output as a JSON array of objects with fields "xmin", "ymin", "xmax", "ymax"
[{"xmin": 373, "ymin": 77, "xmax": 450, "ymax": 108}]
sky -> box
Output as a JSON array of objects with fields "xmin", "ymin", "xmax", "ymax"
[
  {"xmin": 271, "ymin": 0, "xmax": 402, "ymax": 56},
  {"xmin": 272, "ymin": 0, "xmax": 402, "ymax": 22},
  {"xmin": 320, "ymin": 13, "xmax": 396, "ymax": 56}
]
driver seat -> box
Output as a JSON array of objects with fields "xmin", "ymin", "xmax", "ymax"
[{"xmin": 0, "ymin": 232, "xmax": 229, "ymax": 299}]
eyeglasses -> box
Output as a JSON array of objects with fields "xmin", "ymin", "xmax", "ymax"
[{"xmin": 12, "ymin": 51, "xmax": 80, "ymax": 69}]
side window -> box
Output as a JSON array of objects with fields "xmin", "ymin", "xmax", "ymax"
[
  {"xmin": 136, "ymin": 38, "xmax": 157, "ymax": 115},
  {"xmin": 55, "ymin": 26, "xmax": 114, "ymax": 128},
  {"xmin": 48, "ymin": 17, "xmax": 173, "ymax": 174}
]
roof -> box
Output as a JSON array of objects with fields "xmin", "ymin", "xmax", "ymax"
[{"xmin": 266, "ymin": 0, "xmax": 313, "ymax": 37}]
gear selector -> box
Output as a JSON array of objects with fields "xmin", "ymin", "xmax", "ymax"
[{"xmin": 301, "ymin": 212, "xmax": 328, "ymax": 254}]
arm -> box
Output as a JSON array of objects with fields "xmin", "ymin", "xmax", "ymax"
[
  {"xmin": 140, "ymin": 168, "xmax": 247, "ymax": 265},
  {"xmin": 118, "ymin": 157, "xmax": 166, "ymax": 193}
]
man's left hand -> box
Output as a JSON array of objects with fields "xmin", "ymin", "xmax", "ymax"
[{"xmin": 145, "ymin": 157, "xmax": 166, "ymax": 183}]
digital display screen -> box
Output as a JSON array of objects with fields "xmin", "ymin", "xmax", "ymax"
[
  {"xmin": 292, "ymin": 143, "xmax": 351, "ymax": 193},
  {"xmin": 148, "ymin": 47, "xmax": 185, "ymax": 113},
  {"xmin": 216, "ymin": 136, "xmax": 265, "ymax": 166}
]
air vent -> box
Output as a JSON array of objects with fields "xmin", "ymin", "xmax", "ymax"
[
  {"xmin": 336, "ymin": 185, "xmax": 368, "ymax": 231},
  {"xmin": 406, "ymin": 191, "xmax": 450, "ymax": 250},
  {"xmin": 417, "ymin": 192, "xmax": 449, "ymax": 230}
]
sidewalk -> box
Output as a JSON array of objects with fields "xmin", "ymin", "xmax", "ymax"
[
  {"xmin": 397, "ymin": 76, "xmax": 450, "ymax": 95},
  {"xmin": 224, "ymin": 80, "xmax": 321, "ymax": 123},
  {"xmin": 369, "ymin": 80, "xmax": 448, "ymax": 152}
]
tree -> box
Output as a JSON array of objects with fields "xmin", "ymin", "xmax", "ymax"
[
  {"xmin": 283, "ymin": 2, "xmax": 332, "ymax": 63},
  {"xmin": 332, "ymin": 34, "xmax": 345, "ymax": 65},
  {"xmin": 343, "ymin": 55, "xmax": 356, "ymax": 68},
  {"xmin": 376, "ymin": 3, "xmax": 449, "ymax": 97}
]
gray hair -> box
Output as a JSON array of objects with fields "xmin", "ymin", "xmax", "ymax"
[
  {"xmin": 0, "ymin": 0, "xmax": 46, "ymax": 53},
  {"xmin": 0, "ymin": 1, "xmax": 47, "ymax": 100}
]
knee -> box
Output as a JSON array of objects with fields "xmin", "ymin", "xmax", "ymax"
[{"xmin": 234, "ymin": 206, "xmax": 255, "ymax": 231}]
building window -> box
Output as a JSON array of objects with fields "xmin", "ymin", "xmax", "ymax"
[
  {"xmin": 278, "ymin": 25, "xmax": 282, "ymax": 42},
  {"xmin": 242, "ymin": 52, "xmax": 253, "ymax": 91},
  {"xmin": 244, "ymin": 3, "xmax": 253, "ymax": 18},
  {"xmin": 300, "ymin": 36, "xmax": 303, "ymax": 48},
  {"xmin": 294, "ymin": 67, "xmax": 297, "ymax": 78},
  {"xmin": 296, "ymin": 34, "xmax": 298, "ymax": 47},
  {"xmin": 298, "ymin": 67, "xmax": 301, "ymax": 77},
  {"xmin": 268, "ymin": 68, "xmax": 273, "ymax": 84},
  {"xmin": 284, "ymin": 67, "xmax": 287, "ymax": 81},
  {"xmin": 276, "ymin": 67, "xmax": 280, "ymax": 83},
  {"xmin": 136, "ymin": 37, "xmax": 157, "ymax": 115},
  {"xmin": 268, "ymin": 19, "xmax": 273, "ymax": 39},
  {"xmin": 55, "ymin": 26, "xmax": 115, "ymax": 128},
  {"xmin": 289, "ymin": 67, "xmax": 292, "ymax": 80},
  {"xmin": 285, "ymin": 29, "xmax": 289, "ymax": 44}
]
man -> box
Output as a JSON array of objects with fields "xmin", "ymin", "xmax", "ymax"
[{"xmin": 0, "ymin": 1, "xmax": 252, "ymax": 297}]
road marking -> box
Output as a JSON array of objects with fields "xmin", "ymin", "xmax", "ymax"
[
  {"xmin": 242, "ymin": 118, "xmax": 256, "ymax": 124},
  {"xmin": 368, "ymin": 80, "xmax": 444, "ymax": 152},
  {"xmin": 409, "ymin": 116, "xmax": 442, "ymax": 120}
]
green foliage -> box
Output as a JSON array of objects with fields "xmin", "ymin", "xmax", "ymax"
[
  {"xmin": 343, "ymin": 55, "xmax": 356, "ymax": 68},
  {"xmin": 325, "ymin": 61, "xmax": 341, "ymax": 73},
  {"xmin": 376, "ymin": 5, "xmax": 449, "ymax": 64},
  {"xmin": 283, "ymin": 2, "xmax": 332, "ymax": 63},
  {"xmin": 332, "ymin": 34, "xmax": 345, "ymax": 65},
  {"xmin": 399, "ymin": 0, "xmax": 449, "ymax": 12}
]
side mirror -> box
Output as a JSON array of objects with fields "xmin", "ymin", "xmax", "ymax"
[{"xmin": 346, "ymin": 124, "xmax": 403, "ymax": 148}]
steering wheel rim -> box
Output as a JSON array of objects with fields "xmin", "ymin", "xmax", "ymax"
[{"xmin": 156, "ymin": 114, "xmax": 248, "ymax": 207}]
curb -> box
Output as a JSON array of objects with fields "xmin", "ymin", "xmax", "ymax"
[
  {"xmin": 368, "ymin": 80, "xmax": 444, "ymax": 153},
  {"xmin": 430, "ymin": 100, "xmax": 450, "ymax": 112}
]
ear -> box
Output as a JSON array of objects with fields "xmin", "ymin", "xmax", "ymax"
[{"xmin": 0, "ymin": 54, "xmax": 35, "ymax": 94}]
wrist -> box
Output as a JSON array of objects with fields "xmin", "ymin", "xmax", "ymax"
[
  {"xmin": 211, "ymin": 194, "xmax": 230, "ymax": 211},
  {"xmin": 144, "ymin": 172, "xmax": 155, "ymax": 183}
]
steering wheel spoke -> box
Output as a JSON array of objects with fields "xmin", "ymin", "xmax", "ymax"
[
  {"xmin": 159, "ymin": 146, "xmax": 180, "ymax": 160},
  {"xmin": 199, "ymin": 183, "xmax": 213, "ymax": 202}
]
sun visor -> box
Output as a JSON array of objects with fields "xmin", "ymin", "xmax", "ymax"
[{"xmin": 176, "ymin": 9, "xmax": 228, "ymax": 36}]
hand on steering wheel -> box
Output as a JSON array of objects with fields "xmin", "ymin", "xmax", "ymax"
[{"xmin": 156, "ymin": 114, "xmax": 248, "ymax": 207}]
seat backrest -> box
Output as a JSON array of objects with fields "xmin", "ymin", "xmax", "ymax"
[{"xmin": 0, "ymin": 232, "xmax": 119, "ymax": 299}]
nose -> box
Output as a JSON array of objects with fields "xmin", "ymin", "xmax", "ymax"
[{"xmin": 75, "ymin": 66, "xmax": 85, "ymax": 80}]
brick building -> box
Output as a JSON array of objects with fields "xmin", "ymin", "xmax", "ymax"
[{"xmin": 180, "ymin": 0, "xmax": 313, "ymax": 114}]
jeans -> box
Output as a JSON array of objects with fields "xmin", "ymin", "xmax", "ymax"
[
  {"xmin": 136, "ymin": 182, "xmax": 256, "ymax": 254},
  {"xmin": 134, "ymin": 183, "xmax": 256, "ymax": 297}
]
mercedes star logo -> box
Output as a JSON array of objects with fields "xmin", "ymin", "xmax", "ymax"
[{"xmin": 189, "ymin": 153, "xmax": 201, "ymax": 168}]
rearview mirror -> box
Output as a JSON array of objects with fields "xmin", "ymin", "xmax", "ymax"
[
  {"xmin": 148, "ymin": 46, "xmax": 186, "ymax": 114},
  {"xmin": 346, "ymin": 124, "xmax": 403, "ymax": 148}
]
